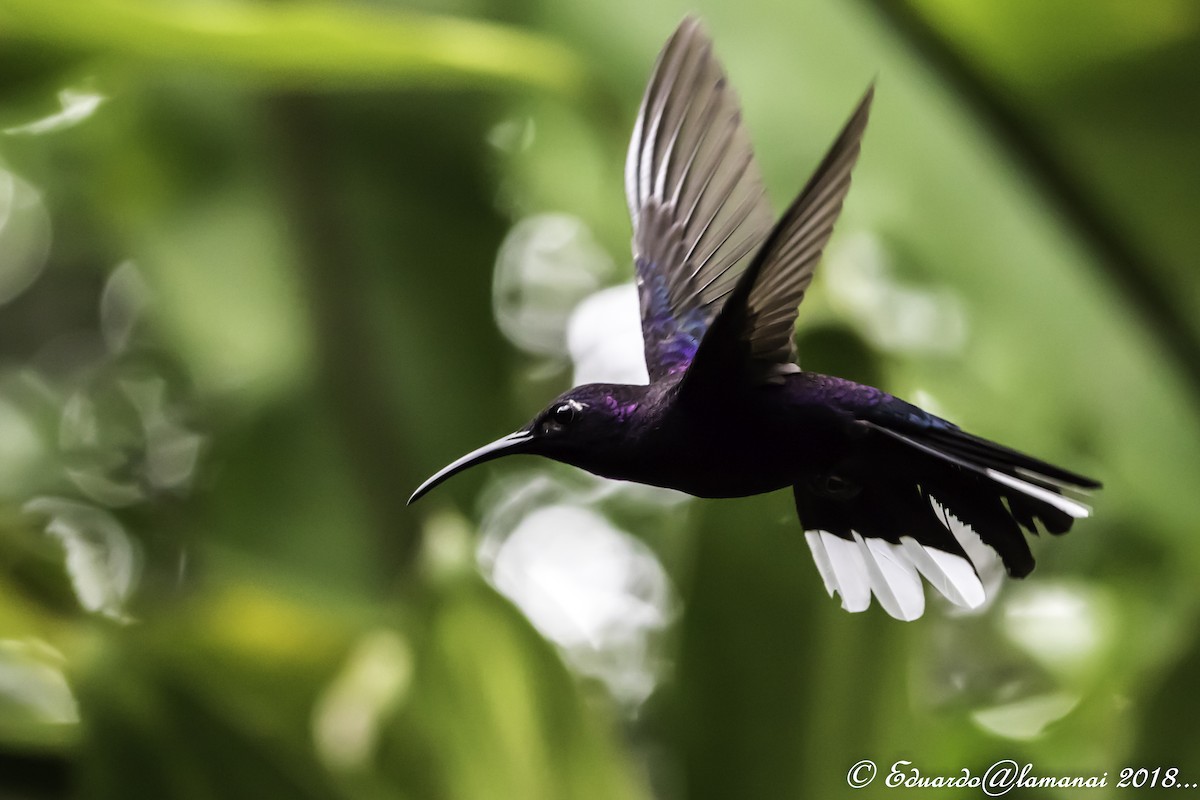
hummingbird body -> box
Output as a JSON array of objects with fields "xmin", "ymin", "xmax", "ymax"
[
  {"xmin": 410, "ymin": 18, "xmax": 1100, "ymax": 621},
  {"xmin": 558, "ymin": 372, "xmax": 880, "ymax": 499}
]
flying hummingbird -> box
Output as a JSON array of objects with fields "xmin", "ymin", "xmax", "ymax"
[{"xmin": 409, "ymin": 17, "xmax": 1099, "ymax": 620}]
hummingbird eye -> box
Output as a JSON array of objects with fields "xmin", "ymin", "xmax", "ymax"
[{"xmin": 552, "ymin": 402, "xmax": 578, "ymax": 426}]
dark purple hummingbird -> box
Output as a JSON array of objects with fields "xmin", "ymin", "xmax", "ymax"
[{"xmin": 409, "ymin": 18, "xmax": 1099, "ymax": 620}]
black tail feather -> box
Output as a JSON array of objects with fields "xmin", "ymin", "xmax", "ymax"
[
  {"xmin": 920, "ymin": 425, "xmax": 1101, "ymax": 491},
  {"xmin": 863, "ymin": 421, "xmax": 1096, "ymax": 533},
  {"xmin": 793, "ymin": 417, "xmax": 1098, "ymax": 618},
  {"xmin": 930, "ymin": 475, "xmax": 1033, "ymax": 577}
]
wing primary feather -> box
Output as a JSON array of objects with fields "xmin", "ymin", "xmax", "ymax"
[
  {"xmin": 638, "ymin": 33, "xmax": 690, "ymax": 206},
  {"xmin": 652, "ymin": 59, "xmax": 699, "ymax": 200},
  {"xmin": 627, "ymin": 17, "xmax": 776, "ymax": 381},
  {"xmin": 689, "ymin": 221, "xmax": 765, "ymax": 300},
  {"xmin": 679, "ymin": 115, "xmax": 744, "ymax": 251},
  {"xmin": 651, "ymin": 37, "xmax": 711, "ymax": 202},
  {"xmin": 676, "ymin": 227, "xmax": 760, "ymax": 315},
  {"xmin": 667, "ymin": 79, "xmax": 725, "ymax": 210},
  {"xmin": 739, "ymin": 87, "xmax": 873, "ymax": 365},
  {"xmin": 773, "ymin": 181, "xmax": 850, "ymax": 260},
  {"xmin": 625, "ymin": 93, "xmax": 648, "ymax": 218},
  {"xmin": 685, "ymin": 158, "xmax": 760, "ymax": 280},
  {"xmin": 632, "ymin": 19, "xmax": 702, "ymax": 210}
]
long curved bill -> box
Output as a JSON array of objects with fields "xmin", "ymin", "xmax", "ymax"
[{"xmin": 408, "ymin": 430, "xmax": 533, "ymax": 505}]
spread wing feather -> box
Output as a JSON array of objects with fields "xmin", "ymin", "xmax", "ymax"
[
  {"xmin": 745, "ymin": 86, "xmax": 874, "ymax": 372},
  {"xmin": 625, "ymin": 17, "xmax": 775, "ymax": 380}
]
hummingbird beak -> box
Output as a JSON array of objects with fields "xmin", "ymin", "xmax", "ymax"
[{"xmin": 408, "ymin": 430, "xmax": 534, "ymax": 505}]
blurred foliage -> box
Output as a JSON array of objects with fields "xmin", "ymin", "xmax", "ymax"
[{"xmin": 0, "ymin": 0, "xmax": 1197, "ymax": 799}]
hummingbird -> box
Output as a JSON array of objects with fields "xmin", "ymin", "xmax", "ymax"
[{"xmin": 409, "ymin": 17, "xmax": 1099, "ymax": 620}]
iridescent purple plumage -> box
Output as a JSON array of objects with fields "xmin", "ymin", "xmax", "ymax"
[{"xmin": 635, "ymin": 261, "xmax": 704, "ymax": 376}]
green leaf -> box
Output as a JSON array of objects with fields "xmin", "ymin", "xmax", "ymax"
[{"xmin": 0, "ymin": 0, "xmax": 591, "ymax": 95}]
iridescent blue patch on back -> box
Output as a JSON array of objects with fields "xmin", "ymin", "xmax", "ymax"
[{"xmin": 636, "ymin": 258, "xmax": 709, "ymax": 379}]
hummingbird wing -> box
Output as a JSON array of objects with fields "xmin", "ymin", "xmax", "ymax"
[
  {"xmin": 681, "ymin": 86, "xmax": 874, "ymax": 391},
  {"xmin": 626, "ymin": 17, "xmax": 775, "ymax": 381}
]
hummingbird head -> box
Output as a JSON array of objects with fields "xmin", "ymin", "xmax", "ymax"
[{"xmin": 408, "ymin": 382, "xmax": 651, "ymax": 504}]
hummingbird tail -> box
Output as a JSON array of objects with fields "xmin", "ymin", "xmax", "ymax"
[{"xmin": 795, "ymin": 422, "xmax": 1099, "ymax": 621}]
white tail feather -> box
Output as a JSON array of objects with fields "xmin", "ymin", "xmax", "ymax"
[
  {"xmin": 805, "ymin": 528, "xmax": 987, "ymax": 621},
  {"xmin": 859, "ymin": 535, "xmax": 925, "ymax": 621},
  {"xmin": 899, "ymin": 537, "xmax": 985, "ymax": 609},
  {"xmin": 985, "ymin": 468, "xmax": 1091, "ymax": 518}
]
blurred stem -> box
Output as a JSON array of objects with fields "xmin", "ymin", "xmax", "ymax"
[
  {"xmin": 0, "ymin": 0, "xmax": 591, "ymax": 96},
  {"xmin": 868, "ymin": 0, "xmax": 1200, "ymax": 405},
  {"xmin": 265, "ymin": 94, "xmax": 421, "ymax": 584}
]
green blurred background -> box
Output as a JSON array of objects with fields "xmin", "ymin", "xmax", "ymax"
[{"xmin": 0, "ymin": 0, "xmax": 1197, "ymax": 798}]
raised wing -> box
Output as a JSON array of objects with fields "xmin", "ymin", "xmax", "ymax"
[
  {"xmin": 625, "ymin": 17, "xmax": 775, "ymax": 381},
  {"xmin": 681, "ymin": 86, "xmax": 874, "ymax": 391},
  {"xmin": 744, "ymin": 86, "xmax": 873, "ymax": 371}
]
